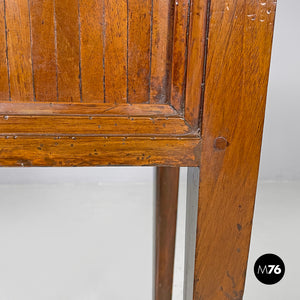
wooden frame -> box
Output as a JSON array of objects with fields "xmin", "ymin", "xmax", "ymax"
[
  {"xmin": 0, "ymin": 0, "xmax": 276, "ymax": 299},
  {"xmin": 0, "ymin": 0, "xmax": 204, "ymax": 167}
]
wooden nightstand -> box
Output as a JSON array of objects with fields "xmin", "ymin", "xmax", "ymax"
[{"xmin": 0, "ymin": 0, "xmax": 276, "ymax": 299}]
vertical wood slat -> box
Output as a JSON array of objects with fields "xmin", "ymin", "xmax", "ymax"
[
  {"xmin": 127, "ymin": 0, "xmax": 151, "ymax": 104},
  {"xmin": 29, "ymin": 0, "xmax": 57, "ymax": 102},
  {"xmin": 79, "ymin": 0, "xmax": 104, "ymax": 103},
  {"xmin": 55, "ymin": 0, "xmax": 81, "ymax": 102},
  {"xmin": 170, "ymin": 0, "xmax": 190, "ymax": 113},
  {"xmin": 184, "ymin": 0, "xmax": 208, "ymax": 128},
  {"xmin": 0, "ymin": 0, "xmax": 9, "ymax": 101},
  {"xmin": 104, "ymin": 0, "xmax": 127, "ymax": 104},
  {"xmin": 5, "ymin": 0, "xmax": 34, "ymax": 102},
  {"xmin": 150, "ymin": 0, "xmax": 173, "ymax": 104}
]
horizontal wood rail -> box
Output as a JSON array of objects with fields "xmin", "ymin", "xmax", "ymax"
[{"xmin": 0, "ymin": 136, "xmax": 201, "ymax": 167}]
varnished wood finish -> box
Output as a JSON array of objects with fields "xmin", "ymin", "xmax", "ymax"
[
  {"xmin": 128, "ymin": 0, "xmax": 151, "ymax": 103},
  {"xmin": 0, "ymin": 0, "xmax": 187, "ymax": 107},
  {"xmin": 104, "ymin": 0, "xmax": 127, "ymax": 103},
  {"xmin": 0, "ymin": 103, "xmax": 178, "ymax": 116},
  {"xmin": 0, "ymin": 0, "xmax": 277, "ymax": 299},
  {"xmin": 0, "ymin": 0, "xmax": 9, "ymax": 101},
  {"xmin": 0, "ymin": 0, "xmax": 196, "ymax": 155},
  {"xmin": 55, "ymin": 0, "xmax": 81, "ymax": 102},
  {"xmin": 5, "ymin": 0, "xmax": 34, "ymax": 102},
  {"xmin": 79, "ymin": 0, "xmax": 104, "ymax": 103},
  {"xmin": 170, "ymin": 0, "xmax": 189, "ymax": 113},
  {"xmin": 184, "ymin": 0, "xmax": 208, "ymax": 128},
  {"xmin": 0, "ymin": 136, "xmax": 200, "ymax": 167},
  {"xmin": 190, "ymin": 0, "xmax": 277, "ymax": 299},
  {"xmin": 154, "ymin": 167, "xmax": 179, "ymax": 300},
  {"xmin": 30, "ymin": 0, "xmax": 57, "ymax": 102},
  {"xmin": 150, "ymin": 0, "xmax": 173, "ymax": 105},
  {"xmin": 0, "ymin": 115, "xmax": 193, "ymax": 136}
]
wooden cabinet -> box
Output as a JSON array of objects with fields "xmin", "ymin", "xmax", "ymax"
[{"xmin": 0, "ymin": 0, "xmax": 276, "ymax": 299}]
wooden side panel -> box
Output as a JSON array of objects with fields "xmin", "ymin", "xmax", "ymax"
[
  {"xmin": 192, "ymin": 0, "xmax": 277, "ymax": 299},
  {"xmin": 55, "ymin": 0, "xmax": 81, "ymax": 102},
  {"xmin": 30, "ymin": 0, "xmax": 57, "ymax": 102},
  {"xmin": 5, "ymin": 0, "xmax": 34, "ymax": 102},
  {"xmin": 1, "ymin": 0, "xmax": 191, "ymax": 108},
  {"xmin": 80, "ymin": 0, "xmax": 104, "ymax": 103},
  {"xmin": 127, "ymin": 0, "xmax": 151, "ymax": 104},
  {"xmin": 184, "ymin": 0, "xmax": 208, "ymax": 128},
  {"xmin": 150, "ymin": 0, "xmax": 173, "ymax": 104},
  {"xmin": 170, "ymin": 0, "xmax": 189, "ymax": 113},
  {"xmin": 104, "ymin": 0, "xmax": 127, "ymax": 104},
  {"xmin": 0, "ymin": 0, "xmax": 9, "ymax": 101}
]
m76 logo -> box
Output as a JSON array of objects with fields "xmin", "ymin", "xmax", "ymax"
[
  {"xmin": 257, "ymin": 265, "xmax": 282, "ymax": 275},
  {"xmin": 254, "ymin": 254, "xmax": 285, "ymax": 285}
]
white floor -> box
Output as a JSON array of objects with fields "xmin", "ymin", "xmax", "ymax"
[
  {"xmin": 244, "ymin": 181, "xmax": 300, "ymax": 300},
  {"xmin": 0, "ymin": 170, "xmax": 298, "ymax": 300}
]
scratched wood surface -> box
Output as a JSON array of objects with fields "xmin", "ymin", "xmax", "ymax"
[
  {"xmin": 0, "ymin": 136, "xmax": 201, "ymax": 167},
  {"xmin": 191, "ymin": 0, "xmax": 277, "ymax": 299}
]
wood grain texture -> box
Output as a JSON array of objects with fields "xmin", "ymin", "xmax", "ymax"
[
  {"xmin": 55, "ymin": 0, "xmax": 81, "ymax": 102},
  {"xmin": 127, "ymin": 0, "xmax": 151, "ymax": 104},
  {"xmin": 192, "ymin": 0, "xmax": 277, "ymax": 299},
  {"xmin": 150, "ymin": 0, "xmax": 173, "ymax": 104},
  {"xmin": 0, "ymin": 103, "xmax": 178, "ymax": 116},
  {"xmin": 104, "ymin": 0, "xmax": 127, "ymax": 104},
  {"xmin": 0, "ymin": 2, "xmax": 277, "ymax": 298},
  {"xmin": 0, "ymin": 115, "xmax": 193, "ymax": 136},
  {"xmin": 30, "ymin": 0, "xmax": 57, "ymax": 102},
  {"xmin": 5, "ymin": 0, "xmax": 34, "ymax": 102},
  {"xmin": 184, "ymin": 0, "xmax": 208, "ymax": 128},
  {"xmin": 170, "ymin": 0, "xmax": 189, "ymax": 113},
  {"xmin": 154, "ymin": 167, "xmax": 179, "ymax": 300},
  {"xmin": 79, "ymin": 0, "xmax": 104, "ymax": 103},
  {"xmin": 0, "ymin": 0, "xmax": 9, "ymax": 101},
  {"xmin": 0, "ymin": 136, "xmax": 201, "ymax": 167}
]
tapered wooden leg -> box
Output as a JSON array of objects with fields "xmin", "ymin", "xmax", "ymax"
[
  {"xmin": 184, "ymin": 161, "xmax": 259, "ymax": 300},
  {"xmin": 182, "ymin": 0, "xmax": 276, "ymax": 298},
  {"xmin": 154, "ymin": 167, "xmax": 180, "ymax": 300}
]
